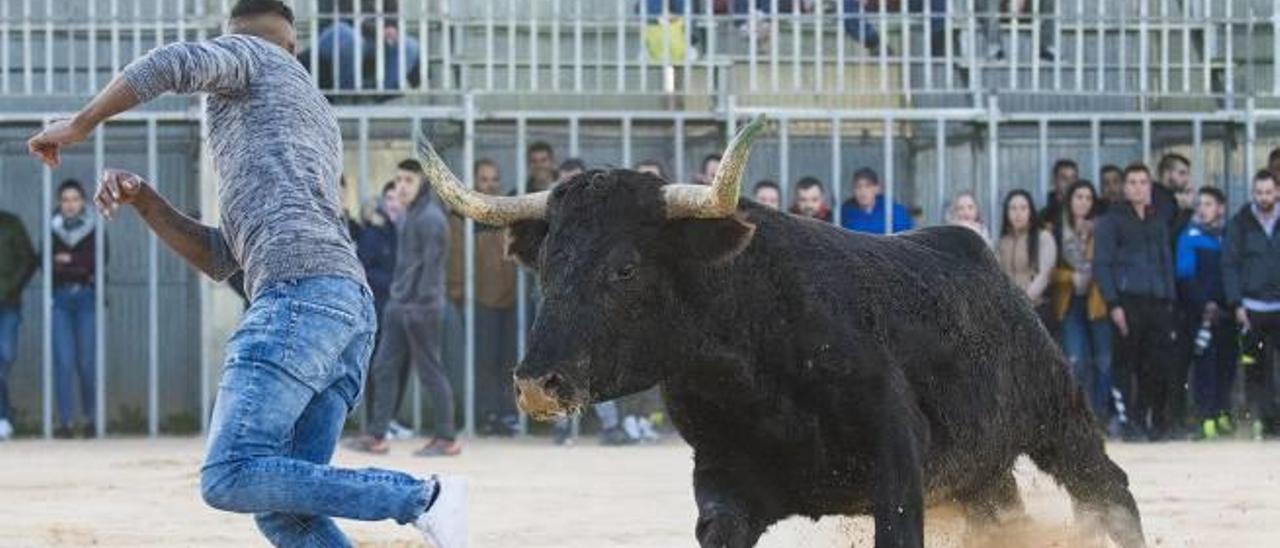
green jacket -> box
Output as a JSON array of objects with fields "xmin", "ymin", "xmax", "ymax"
[{"xmin": 0, "ymin": 211, "xmax": 37, "ymax": 306}]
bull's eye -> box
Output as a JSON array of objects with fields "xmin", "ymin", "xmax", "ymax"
[{"xmin": 611, "ymin": 263, "xmax": 637, "ymax": 282}]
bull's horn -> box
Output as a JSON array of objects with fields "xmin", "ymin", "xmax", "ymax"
[
  {"xmin": 663, "ymin": 114, "xmax": 768, "ymax": 219},
  {"xmin": 415, "ymin": 135, "xmax": 549, "ymax": 225}
]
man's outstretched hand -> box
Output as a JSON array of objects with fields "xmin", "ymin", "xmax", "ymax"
[
  {"xmin": 95, "ymin": 169, "xmax": 148, "ymax": 219},
  {"xmin": 27, "ymin": 118, "xmax": 92, "ymax": 168}
]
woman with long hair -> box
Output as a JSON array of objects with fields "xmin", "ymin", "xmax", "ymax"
[
  {"xmin": 997, "ymin": 189, "xmax": 1058, "ymax": 327},
  {"xmin": 1050, "ymin": 181, "xmax": 1114, "ymax": 426}
]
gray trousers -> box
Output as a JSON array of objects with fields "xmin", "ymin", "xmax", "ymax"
[{"xmin": 367, "ymin": 302, "xmax": 455, "ymax": 440}]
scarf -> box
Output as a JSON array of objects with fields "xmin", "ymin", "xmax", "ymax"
[{"xmin": 52, "ymin": 210, "xmax": 96, "ymax": 248}]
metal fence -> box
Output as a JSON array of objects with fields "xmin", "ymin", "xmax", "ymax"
[
  {"xmin": 5, "ymin": 99, "xmax": 1280, "ymax": 438},
  {"xmin": 1, "ymin": 0, "xmax": 1279, "ymax": 100}
]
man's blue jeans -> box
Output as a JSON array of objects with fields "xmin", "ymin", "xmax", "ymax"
[
  {"xmin": 0, "ymin": 304, "xmax": 20, "ymax": 421},
  {"xmin": 201, "ymin": 276, "xmax": 433, "ymax": 547},
  {"xmin": 52, "ymin": 285, "xmax": 95, "ymax": 428}
]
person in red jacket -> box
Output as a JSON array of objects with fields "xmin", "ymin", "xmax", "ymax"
[{"xmin": 50, "ymin": 179, "xmax": 98, "ymax": 438}]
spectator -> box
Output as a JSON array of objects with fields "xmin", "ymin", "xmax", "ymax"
[
  {"xmin": 356, "ymin": 182, "xmax": 403, "ymax": 434},
  {"xmin": 976, "ymin": 0, "xmax": 1057, "ymax": 60},
  {"xmin": 1176, "ymin": 186, "xmax": 1236, "ymax": 440},
  {"xmin": 51, "ymin": 179, "xmax": 98, "ymax": 439},
  {"xmin": 1223, "ymin": 170, "xmax": 1280, "ymax": 441},
  {"xmin": 696, "ymin": 154, "xmax": 721, "ymax": 185},
  {"xmin": 1099, "ymin": 165, "xmax": 1125, "ymax": 212},
  {"xmin": 557, "ymin": 158, "xmax": 585, "ymax": 183},
  {"xmin": 1039, "ymin": 158, "xmax": 1079, "ymax": 230},
  {"xmin": 996, "ymin": 190, "xmax": 1057, "ymax": 325},
  {"xmin": 300, "ymin": 0, "xmax": 421, "ymax": 92},
  {"xmin": 1049, "ymin": 181, "xmax": 1112, "ymax": 428},
  {"xmin": 447, "ymin": 159, "xmax": 519, "ymax": 437},
  {"xmin": 338, "ymin": 175, "xmax": 362, "ymax": 239},
  {"xmin": 635, "ymin": 159, "xmax": 669, "ymax": 180},
  {"xmin": 842, "ymin": 0, "xmax": 948, "ymax": 56},
  {"xmin": 0, "ymin": 208, "xmax": 37, "ymax": 441},
  {"xmin": 1094, "ymin": 163, "xmax": 1178, "ymax": 442},
  {"xmin": 1268, "ymin": 147, "xmax": 1280, "ymax": 180},
  {"xmin": 840, "ymin": 167, "xmax": 913, "ymax": 234},
  {"xmin": 945, "ymin": 190, "xmax": 990, "ymax": 243},
  {"xmin": 349, "ymin": 159, "xmax": 455, "ymax": 456},
  {"xmin": 753, "ymin": 180, "xmax": 781, "ymax": 210},
  {"xmin": 528, "ymin": 142, "xmax": 558, "ymax": 191},
  {"xmin": 790, "ymin": 177, "xmax": 832, "ymax": 222},
  {"xmin": 1155, "ymin": 153, "xmax": 1196, "ymax": 237}
]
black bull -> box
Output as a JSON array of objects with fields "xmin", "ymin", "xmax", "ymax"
[{"xmin": 506, "ymin": 172, "xmax": 1145, "ymax": 548}]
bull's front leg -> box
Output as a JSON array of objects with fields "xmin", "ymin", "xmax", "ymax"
[
  {"xmin": 868, "ymin": 401, "xmax": 927, "ymax": 548},
  {"xmin": 693, "ymin": 463, "xmax": 768, "ymax": 548}
]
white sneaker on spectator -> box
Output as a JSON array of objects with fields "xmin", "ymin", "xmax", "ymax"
[
  {"xmin": 388, "ymin": 420, "xmax": 414, "ymax": 440},
  {"xmin": 414, "ymin": 475, "xmax": 468, "ymax": 548},
  {"xmin": 637, "ymin": 417, "xmax": 660, "ymax": 443},
  {"xmin": 622, "ymin": 415, "xmax": 642, "ymax": 441},
  {"xmin": 0, "ymin": 419, "xmax": 12, "ymax": 440}
]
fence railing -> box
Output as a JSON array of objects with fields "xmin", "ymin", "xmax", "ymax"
[{"xmin": 1, "ymin": 0, "xmax": 1278, "ymax": 100}]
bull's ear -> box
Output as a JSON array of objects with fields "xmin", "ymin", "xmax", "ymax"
[
  {"xmin": 506, "ymin": 220, "xmax": 550, "ymax": 270},
  {"xmin": 663, "ymin": 216, "xmax": 756, "ymax": 265}
]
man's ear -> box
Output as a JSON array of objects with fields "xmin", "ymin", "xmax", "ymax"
[
  {"xmin": 505, "ymin": 220, "xmax": 550, "ymax": 270},
  {"xmin": 661, "ymin": 216, "xmax": 756, "ymax": 265}
]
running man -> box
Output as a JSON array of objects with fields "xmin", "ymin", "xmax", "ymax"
[{"xmin": 26, "ymin": 1, "xmax": 465, "ymax": 546}]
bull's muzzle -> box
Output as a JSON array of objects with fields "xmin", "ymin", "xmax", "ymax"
[{"xmin": 514, "ymin": 373, "xmax": 570, "ymax": 421}]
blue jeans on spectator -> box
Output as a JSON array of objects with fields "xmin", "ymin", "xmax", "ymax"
[
  {"xmin": 52, "ymin": 285, "xmax": 95, "ymax": 428},
  {"xmin": 0, "ymin": 305, "xmax": 20, "ymax": 421},
  {"xmin": 1061, "ymin": 295, "xmax": 1113, "ymax": 420},
  {"xmin": 843, "ymin": 0, "xmax": 948, "ymax": 49},
  {"xmin": 200, "ymin": 276, "xmax": 433, "ymax": 547}
]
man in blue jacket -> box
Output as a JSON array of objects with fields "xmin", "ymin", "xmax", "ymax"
[
  {"xmin": 1175, "ymin": 187, "xmax": 1236, "ymax": 439},
  {"xmin": 840, "ymin": 167, "xmax": 914, "ymax": 234}
]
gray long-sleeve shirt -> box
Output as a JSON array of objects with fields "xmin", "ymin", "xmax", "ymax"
[
  {"xmin": 389, "ymin": 190, "xmax": 449, "ymax": 308},
  {"xmin": 121, "ymin": 34, "xmax": 366, "ymax": 300}
]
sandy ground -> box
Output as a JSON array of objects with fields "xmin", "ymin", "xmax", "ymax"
[{"xmin": 0, "ymin": 437, "xmax": 1276, "ymax": 547}]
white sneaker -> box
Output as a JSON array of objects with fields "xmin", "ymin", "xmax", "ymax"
[
  {"xmin": 388, "ymin": 420, "xmax": 414, "ymax": 440},
  {"xmin": 0, "ymin": 419, "xmax": 12, "ymax": 440},
  {"xmin": 414, "ymin": 475, "xmax": 469, "ymax": 548}
]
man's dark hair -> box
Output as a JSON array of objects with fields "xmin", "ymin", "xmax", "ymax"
[
  {"xmin": 1100, "ymin": 164, "xmax": 1122, "ymax": 178},
  {"xmin": 635, "ymin": 159, "xmax": 668, "ymax": 180},
  {"xmin": 474, "ymin": 158, "xmax": 498, "ymax": 173},
  {"xmin": 852, "ymin": 167, "xmax": 880, "ymax": 186},
  {"xmin": 701, "ymin": 154, "xmax": 722, "ymax": 173},
  {"xmin": 57, "ymin": 178, "xmax": 86, "ymax": 198},
  {"xmin": 528, "ymin": 141, "xmax": 554, "ymax": 157},
  {"xmin": 1157, "ymin": 153, "xmax": 1191, "ymax": 177},
  {"xmin": 1269, "ymin": 147, "xmax": 1280, "ymax": 165},
  {"xmin": 397, "ymin": 158, "xmax": 424, "ymax": 174},
  {"xmin": 1052, "ymin": 159, "xmax": 1079, "ymax": 178},
  {"xmin": 1199, "ymin": 186, "xmax": 1227, "ymax": 206},
  {"xmin": 381, "ymin": 180, "xmax": 396, "ymax": 194},
  {"xmin": 559, "ymin": 158, "xmax": 586, "ymax": 173},
  {"xmin": 1123, "ymin": 163, "xmax": 1151, "ymax": 180},
  {"xmin": 230, "ymin": 0, "xmax": 294, "ymax": 25},
  {"xmin": 1254, "ymin": 169, "xmax": 1276, "ymax": 187},
  {"xmin": 753, "ymin": 179, "xmax": 780, "ymax": 193},
  {"xmin": 795, "ymin": 176, "xmax": 824, "ymax": 193}
]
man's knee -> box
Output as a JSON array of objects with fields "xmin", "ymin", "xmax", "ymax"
[{"xmin": 200, "ymin": 462, "xmax": 246, "ymax": 512}]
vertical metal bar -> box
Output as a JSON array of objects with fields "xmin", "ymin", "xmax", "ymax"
[
  {"xmin": 967, "ymin": 0, "xmax": 980, "ymax": 92},
  {"xmin": 674, "ymin": 118, "xmax": 686, "ymax": 183},
  {"xmin": 883, "ymin": 116, "xmax": 894, "ymax": 233},
  {"xmin": 463, "ymin": 95, "xmax": 477, "ymax": 438},
  {"xmin": 1184, "ymin": 0, "xmax": 1192, "ymax": 93},
  {"xmin": 922, "ymin": 0, "xmax": 932, "ymax": 91},
  {"xmin": 836, "ymin": 0, "xmax": 845, "ymax": 93},
  {"xmin": 408, "ymin": 116, "xmax": 423, "ymax": 434},
  {"xmin": 749, "ymin": 5, "xmax": 759, "ymax": 92},
  {"xmin": 147, "ymin": 118, "xmax": 159, "ymax": 438},
  {"xmin": 1203, "ymin": 0, "xmax": 1212, "ymax": 96},
  {"xmin": 569, "ymin": 116, "xmax": 581, "ymax": 157},
  {"xmin": 682, "ymin": 0, "xmax": 692, "ymax": 92},
  {"xmin": 132, "ymin": 0, "xmax": 141, "ymax": 73},
  {"xmin": 877, "ymin": 1, "xmax": 887, "ymax": 92},
  {"xmin": 94, "ymin": 126, "xmax": 106, "ymax": 438},
  {"xmin": 67, "ymin": 3, "xmax": 77, "ymax": 95},
  {"xmin": 770, "ymin": 0, "xmax": 779, "ymax": 92},
  {"xmin": 1141, "ymin": 117, "xmax": 1153, "ymax": 169},
  {"xmin": 23, "ymin": 0, "xmax": 32, "ymax": 95},
  {"xmin": 1226, "ymin": 0, "xmax": 1235, "ymax": 99},
  {"xmin": 1160, "ymin": 0, "xmax": 1169, "ymax": 93},
  {"xmin": 944, "ymin": 0, "xmax": 954, "ymax": 90},
  {"xmin": 375, "ymin": 0, "xmax": 385, "ymax": 92},
  {"xmin": 987, "ymin": 98, "xmax": 1000, "ymax": 234},
  {"xmin": 419, "ymin": 0, "xmax": 428, "ymax": 91},
  {"xmin": 44, "ymin": 0, "xmax": 52, "ymax": 94},
  {"xmin": 704, "ymin": 0, "xmax": 715, "ymax": 94},
  {"xmin": 574, "ymin": 0, "xmax": 584, "ymax": 92},
  {"xmin": 440, "ymin": 0, "xmax": 452, "ymax": 90},
  {"xmin": 779, "ymin": 118, "xmax": 790, "ymax": 209},
  {"xmin": 155, "ymin": 0, "xmax": 164, "ymax": 51},
  {"xmin": 1139, "ymin": 0, "xmax": 1149, "ymax": 95},
  {"xmin": 639, "ymin": 0, "xmax": 649, "ymax": 92},
  {"xmin": 506, "ymin": 0, "xmax": 517, "ymax": 90},
  {"xmin": 482, "ymin": 0, "xmax": 493, "ymax": 90},
  {"xmin": 935, "ymin": 119, "xmax": 946, "ymax": 224},
  {"xmin": 1075, "ymin": 0, "xmax": 1084, "ymax": 91},
  {"xmin": 199, "ymin": 97, "xmax": 211, "ymax": 435},
  {"xmin": 1052, "ymin": 0, "xmax": 1062, "ymax": 90},
  {"xmin": 1118, "ymin": 0, "xmax": 1127, "ymax": 93},
  {"xmin": 1090, "ymin": 117, "xmax": 1102, "ymax": 187},
  {"xmin": 833, "ymin": 116, "xmax": 843, "ymax": 226},
  {"xmin": 1273, "ymin": 0, "xmax": 1280, "ymax": 95},
  {"xmin": 791, "ymin": 0, "xmax": 800, "ymax": 91},
  {"xmin": 529, "ymin": 1, "xmax": 540, "ymax": 91},
  {"xmin": 515, "ymin": 116, "xmax": 528, "ymax": 436},
  {"xmin": 551, "ymin": 0, "xmax": 561, "ymax": 91},
  {"xmin": 330, "ymin": 0, "xmax": 341, "ymax": 89},
  {"xmin": 1038, "ymin": 119, "xmax": 1050, "ymax": 203},
  {"xmin": 622, "ymin": 117, "xmax": 633, "ymax": 168},
  {"xmin": 359, "ymin": 117, "xmax": 370, "ymax": 200},
  {"xmin": 616, "ymin": 0, "xmax": 625, "ymax": 92},
  {"xmin": 1096, "ymin": 0, "xmax": 1105, "ymax": 92},
  {"xmin": 900, "ymin": 0, "xmax": 910, "ymax": 94},
  {"xmin": 353, "ymin": 0, "xmax": 363, "ymax": 90},
  {"xmin": 1, "ymin": 0, "xmax": 9, "ymax": 94},
  {"xmin": 1031, "ymin": 0, "xmax": 1041, "ymax": 91},
  {"xmin": 396, "ymin": 1, "xmax": 406, "ymax": 91},
  {"xmin": 41, "ymin": 117, "xmax": 52, "ymax": 438},
  {"xmin": 1193, "ymin": 117, "xmax": 1204, "ymax": 190},
  {"xmin": 309, "ymin": 0, "xmax": 319, "ymax": 87},
  {"xmin": 1246, "ymin": 98, "xmax": 1257, "ymax": 184}
]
